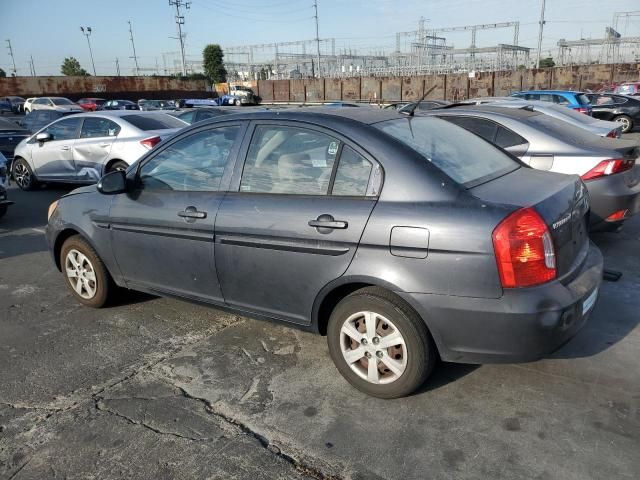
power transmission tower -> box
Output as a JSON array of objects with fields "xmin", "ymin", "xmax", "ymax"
[
  {"xmin": 5, "ymin": 39, "xmax": 17, "ymax": 76},
  {"xmin": 169, "ymin": 0, "xmax": 190, "ymax": 76},
  {"xmin": 128, "ymin": 20, "xmax": 140, "ymax": 76},
  {"xmin": 536, "ymin": 0, "xmax": 546, "ymax": 68},
  {"xmin": 313, "ymin": 0, "xmax": 321, "ymax": 77}
]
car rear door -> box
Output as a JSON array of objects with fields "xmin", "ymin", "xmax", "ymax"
[
  {"xmin": 109, "ymin": 122, "xmax": 245, "ymax": 303},
  {"xmin": 214, "ymin": 121, "xmax": 380, "ymax": 325},
  {"xmin": 30, "ymin": 117, "xmax": 82, "ymax": 180},
  {"xmin": 73, "ymin": 117, "xmax": 120, "ymax": 181}
]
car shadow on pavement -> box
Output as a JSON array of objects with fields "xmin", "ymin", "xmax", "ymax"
[
  {"xmin": 415, "ymin": 362, "xmax": 480, "ymax": 395},
  {"xmin": 109, "ymin": 289, "xmax": 157, "ymax": 307}
]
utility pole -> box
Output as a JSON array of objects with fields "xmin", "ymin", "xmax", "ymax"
[
  {"xmin": 169, "ymin": 0, "xmax": 190, "ymax": 76},
  {"xmin": 5, "ymin": 39, "xmax": 17, "ymax": 76},
  {"xmin": 115, "ymin": 58, "xmax": 120, "ymax": 76},
  {"xmin": 128, "ymin": 20, "xmax": 140, "ymax": 76},
  {"xmin": 535, "ymin": 0, "xmax": 546, "ymax": 68},
  {"xmin": 80, "ymin": 27, "xmax": 97, "ymax": 75},
  {"xmin": 29, "ymin": 55, "xmax": 36, "ymax": 76},
  {"xmin": 313, "ymin": 0, "xmax": 321, "ymax": 77}
]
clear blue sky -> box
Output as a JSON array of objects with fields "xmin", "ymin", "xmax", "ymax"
[{"xmin": 2, "ymin": 0, "xmax": 637, "ymax": 75}]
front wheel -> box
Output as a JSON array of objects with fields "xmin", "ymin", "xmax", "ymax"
[
  {"xmin": 614, "ymin": 114, "xmax": 633, "ymax": 133},
  {"xmin": 234, "ymin": 98, "xmax": 242, "ymax": 106},
  {"xmin": 60, "ymin": 235, "xmax": 114, "ymax": 308},
  {"xmin": 13, "ymin": 158, "xmax": 38, "ymax": 191},
  {"xmin": 327, "ymin": 287, "xmax": 436, "ymax": 398}
]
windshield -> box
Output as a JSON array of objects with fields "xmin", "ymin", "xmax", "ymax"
[
  {"xmin": 374, "ymin": 116, "xmax": 519, "ymax": 186},
  {"xmin": 526, "ymin": 113, "xmax": 602, "ymax": 145},
  {"xmin": 51, "ymin": 98, "xmax": 75, "ymax": 106},
  {"xmin": 122, "ymin": 114, "xmax": 186, "ymax": 130},
  {"xmin": 542, "ymin": 103, "xmax": 598, "ymax": 124}
]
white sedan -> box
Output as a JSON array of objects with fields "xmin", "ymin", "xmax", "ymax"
[{"xmin": 12, "ymin": 111, "xmax": 187, "ymax": 190}]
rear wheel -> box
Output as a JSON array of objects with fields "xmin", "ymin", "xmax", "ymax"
[
  {"xmin": 614, "ymin": 114, "xmax": 633, "ymax": 133},
  {"xmin": 13, "ymin": 158, "xmax": 38, "ymax": 191},
  {"xmin": 60, "ymin": 235, "xmax": 114, "ymax": 308},
  {"xmin": 327, "ymin": 287, "xmax": 436, "ymax": 398},
  {"xmin": 107, "ymin": 160, "xmax": 128, "ymax": 173},
  {"xmin": 234, "ymin": 98, "xmax": 242, "ymax": 106}
]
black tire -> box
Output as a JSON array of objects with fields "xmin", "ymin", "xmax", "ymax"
[
  {"xmin": 13, "ymin": 157, "xmax": 38, "ymax": 191},
  {"xmin": 327, "ymin": 286, "xmax": 436, "ymax": 399},
  {"xmin": 614, "ymin": 114, "xmax": 633, "ymax": 134},
  {"xmin": 234, "ymin": 98, "xmax": 242, "ymax": 106},
  {"xmin": 60, "ymin": 235, "xmax": 114, "ymax": 308},
  {"xmin": 107, "ymin": 160, "xmax": 128, "ymax": 173}
]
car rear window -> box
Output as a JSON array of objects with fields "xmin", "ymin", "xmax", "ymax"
[
  {"xmin": 576, "ymin": 94, "xmax": 591, "ymax": 105},
  {"xmin": 51, "ymin": 98, "xmax": 74, "ymax": 105},
  {"xmin": 526, "ymin": 113, "xmax": 600, "ymax": 145},
  {"xmin": 121, "ymin": 114, "xmax": 186, "ymax": 130},
  {"xmin": 375, "ymin": 117, "xmax": 519, "ymax": 187}
]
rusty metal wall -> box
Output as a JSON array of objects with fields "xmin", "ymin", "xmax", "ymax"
[
  {"xmin": 290, "ymin": 79, "xmax": 305, "ymax": 102},
  {"xmin": 273, "ymin": 80, "xmax": 290, "ymax": 101},
  {"xmin": 341, "ymin": 78, "xmax": 360, "ymax": 101},
  {"xmin": 361, "ymin": 77, "xmax": 381, "ymax": 102},
  {"xmin": 381, "ymin": 78, "xmax": 401, "ymax": 102},
  {"xmin": 0, "ymin": 76, "xmax": 207, "ymax": 98},
  {"xmin": 304, "ymin": 78, "xmax": 324, "ymax": 102}
]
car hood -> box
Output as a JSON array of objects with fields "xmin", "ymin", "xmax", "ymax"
[{"xmin": 63, "ymin": 184, "xmax": 97, "ymax": 198}]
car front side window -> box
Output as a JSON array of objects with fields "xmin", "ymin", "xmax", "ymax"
[
  {"xmin": 240, "ymin": 125, "xmax": 340, "ymax": 195},
  {"xmin": 139, "ymin": 126, "xmax": 240, "ymax": 192},
  {"xmin": 43, "ymin": 118, "xmax": 82, "ymax": 141}
]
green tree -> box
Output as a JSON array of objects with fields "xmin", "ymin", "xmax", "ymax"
[
  {"xmin": 61, "ymin": 57, "xmax": 89, "ymax": 76},
  {"xmin": 539, "ymin": 57, "xmax": 555, "ymax": 68},
  {"xmin": 0, "ymin": 68, "xmax": 6, "ymax": 78},
  {"xmin": 202, "ymin": 44, "xmax": 227, "ymax": 84}
]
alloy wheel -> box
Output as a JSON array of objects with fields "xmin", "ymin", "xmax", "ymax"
[
  {"xmin": 65, "ymin": 249, "xmax": 98, "ymax": 299},
  {"xmin": 13, "ymin": 162, "xmax": 31, "ymax": 189},
  {"xmin": 339, "ymin": 311, "xmax": 407, "ymax": 385},
  {"xmin": 615, "ymin": 116, "xmax": 631, "ymax": 132}
]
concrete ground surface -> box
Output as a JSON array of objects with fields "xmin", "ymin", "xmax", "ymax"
[{"xmin": 0, "ymin": 132, "xmax": 639, "ymax": 480}]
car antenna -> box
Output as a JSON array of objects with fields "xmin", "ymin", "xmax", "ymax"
[{"xmin": 401, "ymin": 85, "xmax": 437, "ymax": 117}]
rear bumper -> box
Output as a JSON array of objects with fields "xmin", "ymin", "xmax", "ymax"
[
  {"xmin": 398, "ymin": 242, "xmax": 603, "ymax": 364},
  {"xmin": 586, "ymin": 168, "xmax": 640, "ymax": 231}
]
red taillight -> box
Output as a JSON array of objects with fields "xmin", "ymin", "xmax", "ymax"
[
  {"xmin": 580, "ymin": 158, "xmax": 635, "ymax": 181},
  {"xmin": 606, "ymin": 130, "xmax": 620, "ymax": 139},
  {"xmin": 492, "ymin": 207, "xmax": 556, "ymax": 288},
  {"xmin": 140, "ymin": 136, "xmax": 161, "ymax": 150},
  {"xmin": 574, "ymin": 107, "xmax": 590, "ymax": 115},
  {"xmin": 606, "ymin": 209, "xmax": 628, "ymax": 222}
]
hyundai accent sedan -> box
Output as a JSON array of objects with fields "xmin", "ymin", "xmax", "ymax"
[{"xmin": 45, "ymin": 109, "xmax": 603, "ymax": 398}]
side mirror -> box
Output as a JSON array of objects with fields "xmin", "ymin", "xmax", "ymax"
[
  {"xmin": 36, "ymin": 132, "xmax": 52, "ymax": 143},
  {"xmin": 97, "ymin": 170, "xmax": 127, "ymax": 195}
]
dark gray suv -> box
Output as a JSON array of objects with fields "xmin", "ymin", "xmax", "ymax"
[{"xmin": 46, "ymin": 109, "xmax": 603, "ymax": 398}]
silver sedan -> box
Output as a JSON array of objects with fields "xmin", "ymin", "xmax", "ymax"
[{"xmin": 12, "ymin": 111, "xmax": 187, "ymax": 190}]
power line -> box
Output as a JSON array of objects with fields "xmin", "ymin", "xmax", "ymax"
[
  {"xmin": 5, "ymin": 39, "xmax": 17, "ymax": 76},
  {"xmin": 169, "ymin": 0, "xmax": 190, "ymax": 76},
  {"xmin": 128, "ymin": 20, "xmax": 140, "ymax": 76}
]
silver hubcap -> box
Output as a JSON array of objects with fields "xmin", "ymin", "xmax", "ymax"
[
  {"xmin": 340, "ymin": 311, "xmax": 407, "ymax": 385},
  {"xmin": 615, "ymin": 117, "xmax": 631, "ymax": 131},
  {"xmin": 14, "ymin": 162, "xmax": 30, "ymax": 189},
  {"xmin": 65, "ymin": 249, "xmax": 97, "ymax": 299}
]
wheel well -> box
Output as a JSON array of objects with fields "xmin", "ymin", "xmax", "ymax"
[
  {"xmin": 53, "ymin": 228, "xmax": 80, "ymax": 271},
  {"xmin": 104, "ymin": 159, "xmax": 127, "ymax": 174},
  {"xmin": 316, "ymin": 282, "xmax": 373, "ymax": 335}
]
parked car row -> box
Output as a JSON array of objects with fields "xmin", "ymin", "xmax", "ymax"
[{"xmin": 29, "ymin": 86, "xmax": 636, "ymax": 398}]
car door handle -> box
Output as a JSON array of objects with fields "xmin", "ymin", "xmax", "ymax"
[
  {"xmin": 178, "ymin": 206, "xmax": 207, "ymax": 221},
  {"xmin": 60, "ymin": 145, "xmax": 71, "ymax": 151},
  {"xmin": 99, "ymin": 142, "xmax": 110, "ymax": 148},
  {"xmin": 308, "ymin": 214, "xmax": 348, "ymax": 233}
]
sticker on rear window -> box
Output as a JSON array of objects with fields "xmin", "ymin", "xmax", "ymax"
[{"xmin": 327, "ymin": 141, "xmax": 339, "ymax": 156}]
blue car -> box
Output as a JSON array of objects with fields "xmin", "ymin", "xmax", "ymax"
[
  {"xmin": 0, "ymin": 98, "xmax": 13, "ymax": 115},
  {"xmin": 510, "ymin": 90, "xmax": 593, "ymax": 115}
]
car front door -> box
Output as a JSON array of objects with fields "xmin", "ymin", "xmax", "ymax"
[
  {"xmin": 73, "ymin": 117, "xmax": 121, "ymax": 181},
  {"xmin": 215, "ymin": 122, "xmax": 380, "ymax": 325},
  {"xmin": 109, "ymin": 123, "xmax": 245, "ymax": 302},
  {"xmin": 30, "ymin": 117, "xmax": 82, "ymax": 180},
  {"xmin": 589, "ymin": 94, "xmax": 616, "ymax": 121}
]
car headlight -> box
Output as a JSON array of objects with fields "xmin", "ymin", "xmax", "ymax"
[{"xmin": 48, "ymin": 200, "xmax": 59, "ymax": 221}]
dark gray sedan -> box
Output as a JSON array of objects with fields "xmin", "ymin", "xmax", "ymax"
[{"xmin": 45, "ymin": 109, "xmax": 603, "ymax": 398}]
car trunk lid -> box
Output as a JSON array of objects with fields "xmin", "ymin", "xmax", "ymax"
[{"xmin": 470, "ymin": 167, "xmax": 589, "ymax": 278}]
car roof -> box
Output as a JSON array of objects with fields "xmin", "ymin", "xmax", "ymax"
[
  {"xmin": 72, "ymin": 110, "xmax": 176, "ymax": 118},
  {"xmin": 515, "ymin": 90, "xmax": 584, "ymax": 95},
  {"xmin": 422, "ymin": 105, "xmax": 542, "ymax": 119},
  {"xmin": 202, "ymin": 107, "xmax": 403, "ymax": 126}
]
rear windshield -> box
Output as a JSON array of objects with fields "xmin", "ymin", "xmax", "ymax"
[
  {"xmin": 526, "ymin": 113, "xmax": 601, "ymax": 145},
  {"xmin": 576, "ymin": 94, "xmax": 591, "ymax": 105},
  {"xmin": 121, "ymin": 114, "xmax": 186, "ymax": 131},
  {"xmin": 544, "ymin": 103, "xmax": 598, "ymax": 124},
  {"xmin": 375, "ymin": 116, "xmax": 519, "ymax": 186},
  {"xmin": 51, "ymin": 98, "xmax": 74, "ymax": 105}
]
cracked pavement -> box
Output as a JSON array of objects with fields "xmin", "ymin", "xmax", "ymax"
[{"xmin": 1, "ymin": 169, "xmax": 639, "ymax": 480}]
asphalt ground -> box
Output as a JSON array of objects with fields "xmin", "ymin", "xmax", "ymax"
[{"xmin": 0, "ymin": 131, "xmax": 638, "ymax": 480}]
